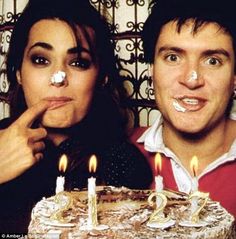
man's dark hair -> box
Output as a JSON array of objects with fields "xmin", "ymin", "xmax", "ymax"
[{"xmin": 142, "ymin": 0, "xmax": 236, "ymax": 65}]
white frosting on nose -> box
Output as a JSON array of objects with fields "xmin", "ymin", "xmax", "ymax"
[
  {"xmin": 188, "ymin": 71, "xmax": 198, "ymax": 81},
  {"xmin": 50, "ymin": 71, "xmax": 66, "ymax": 84}
]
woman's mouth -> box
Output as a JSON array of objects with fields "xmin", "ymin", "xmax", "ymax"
[{"xmin": 44, "ymin": 97, "xmax": 73, "ymax": 110}]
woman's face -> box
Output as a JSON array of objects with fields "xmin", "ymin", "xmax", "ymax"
[{"xmin": 16, "ymin": 19, "xmax": 99, "ymax": 128}]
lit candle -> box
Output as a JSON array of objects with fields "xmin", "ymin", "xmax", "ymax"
[
  {"xmin": 147, "ymin": 153, "xmax": 175, "ymax": 228},
  {"xmin": 155, "ymin": 153, "xmax": 164, "ymax": 205},
  {"xmin": 55, "ymin": 154, "xmax": 68, "ymax": 194},
  {"xmin": 155, "ymin": 153, "xmax": 163, "ymax": 191},
  {"xmin": 190, "ymin": 156, "xmax": 199, "ymax": 214},
  {"xmin": 88, "ymin": 155, "xmax": 98, "ymax": 228}
]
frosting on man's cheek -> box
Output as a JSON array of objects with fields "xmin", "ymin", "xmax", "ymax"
[{"xmin": 173, "ymin": 100, "xmax": 187, "ymax": 112}]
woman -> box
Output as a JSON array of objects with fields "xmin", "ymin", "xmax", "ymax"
[{"xmin": 0, "ymin": 0, "xmax": 152, "ymax": 232}]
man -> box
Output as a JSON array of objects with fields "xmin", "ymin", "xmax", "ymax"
[{"xmin": 132, "ymin": 0, "xmax": 236, "ymax": 218}]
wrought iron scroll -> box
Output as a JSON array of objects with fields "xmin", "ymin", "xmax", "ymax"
[
  {"xmin": 91, "ymin": 0, "xmax": 157, "ymax": 127},
  {"xmin": 0, "ymin": 0, "xmax": 157, "ymax": 125}
]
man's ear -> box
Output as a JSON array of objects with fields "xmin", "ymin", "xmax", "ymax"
[{"xmin": 16, "ymin": 70, "xmax": 22, "ymax": 85}]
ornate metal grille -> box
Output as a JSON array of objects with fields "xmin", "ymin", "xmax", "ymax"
[{"xmin": 0, "ymin": 0, "xmax": 158, "ymax": 126}]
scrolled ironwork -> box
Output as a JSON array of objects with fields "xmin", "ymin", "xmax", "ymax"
[
  {"xmin": 0, "ymin": 0, "xmax": 157, "ymax": 125},
  {"xmin": 127, "ymin": 0, "xmax": 145, "ymax": 7}
]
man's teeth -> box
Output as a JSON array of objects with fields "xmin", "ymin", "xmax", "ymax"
[
  {"xmin": 173, "ymin": 100, "xmax": 186, "ymax": 112},
  {"xmin": 182, "ymin": 98, "xmax": 199, "ymax": 105},
  {"xmin": 173, "ymin": 98, "xmax": 200, "ymax": 112}
]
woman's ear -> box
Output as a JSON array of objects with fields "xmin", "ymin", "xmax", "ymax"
[{"xmin": 16, "ymin": 70, "xmax": 22, "ymax": 85}]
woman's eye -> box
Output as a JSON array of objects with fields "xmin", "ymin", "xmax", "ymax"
[
  {"xmin": 31, "ymin": 55, "xmax": 49, "ymax": 65},
  {"xmin": 70, "ymin": 58, "xmax": 91, "ymax": 69},
  {"xmin": 205, "ymin": 57, "xmax": 222, "ymax": 66}
]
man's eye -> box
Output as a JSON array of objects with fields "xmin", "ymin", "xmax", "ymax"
[
  {"xmin": 31, "ymin": 56, "xmax": 49, "ymax": 65},
  {"xmin": 70, "ymin": 58, "xmax": 91, "ymax": 69},
  {"xmin": 165, "ymin": 54, "xmax": 179, "ymax": 62},
  {"xmin": 205, "ymin": 57, "xmax": 221, "ymax": 66}
]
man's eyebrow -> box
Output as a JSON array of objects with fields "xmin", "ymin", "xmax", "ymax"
[
  {"xmin": 157, "ymin": 46, "xmax": 184, "ymax": 54},
  {"xmin": 202, "ymin": 49, "xmax": 230, "ymax": 58}
]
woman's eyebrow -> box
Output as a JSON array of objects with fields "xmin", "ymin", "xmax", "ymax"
[
  {"xmin": 28, "ymin": 42, "xmax": 53, "ymax": 51},
  {"xmin": 67, "ymin": 46, "xmax": 91, "ymax": 55},
  {"xmin": 28, "ymin": 42, "xmax": 91, "ymax": 55}
]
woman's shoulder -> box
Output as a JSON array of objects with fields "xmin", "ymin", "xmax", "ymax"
[
  {"xmin": 97, "ymin": 138, "xmax": 149, "ymax": 169},
  {"xmin": 100, "ymin": 139, "xmax": 153, "ymax": 189}
]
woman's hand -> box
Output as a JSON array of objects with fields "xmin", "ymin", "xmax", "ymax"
[{"xmin": 0, "ymin": 100, "xmax": 50, "ymax": 184}]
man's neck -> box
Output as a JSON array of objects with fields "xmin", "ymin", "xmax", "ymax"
[{"xmin": 162, "ymin": 119, "xmax": 236, "ymax": 175}]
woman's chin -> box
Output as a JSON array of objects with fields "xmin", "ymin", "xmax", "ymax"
[
  {"xmin": 39, "ymin": 110, "xmax": 86, "ymax": 129},
  {"xmin": 40, "ymin": 116, "xmax": 74, "ymax": 129}
]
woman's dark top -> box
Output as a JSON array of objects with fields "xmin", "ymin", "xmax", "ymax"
[{"xmin": 0, "ymin": 119, "xmax": 152, "ymax": 233}]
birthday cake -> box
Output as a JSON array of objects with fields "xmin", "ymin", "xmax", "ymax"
[{"xmin": 28, "ymin": 186, "xmax": 235, "ymax": 239}]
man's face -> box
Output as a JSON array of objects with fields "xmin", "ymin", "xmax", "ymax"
[{"xmin": 152, "ymin": 20, "xmax": 236, "ymax": 134}]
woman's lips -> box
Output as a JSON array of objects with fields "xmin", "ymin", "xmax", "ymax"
[
  {"xmin": 173, "ymin": 96, "xmax": 207, "ymax": 112},
  {"xmin": 44, "ymin": 97, "xmax": 73, "ymax": 110}
]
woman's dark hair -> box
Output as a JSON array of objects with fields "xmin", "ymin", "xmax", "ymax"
[
  {"xmin": 6, "ymin": 0, "xmax": 128, "ymax": 141},
  {"xmin": 142, "ymin": 0, "xmax": 236, "ymax": 68}
]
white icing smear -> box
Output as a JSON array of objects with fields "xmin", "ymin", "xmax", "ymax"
[
  {"xmin": 173, "ymin": 100, "xmax": 187, "ymax": 112},
  {"xmin": 51, "ymin": 71, "xmax": 66, "ymax": 84},
  {"xmin": 188, "ymin": 71, "xmax": 198, "ymax": 81}
]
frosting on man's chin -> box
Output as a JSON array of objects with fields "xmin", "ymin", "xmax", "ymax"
[{"xmin": 173, "ymin": 100, "xmax": 187, "ymax": 112}]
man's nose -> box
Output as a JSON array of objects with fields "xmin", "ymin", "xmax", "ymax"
[{"xmin": 179, "ymin": 68, "xmax": 205, "ymax": 89}]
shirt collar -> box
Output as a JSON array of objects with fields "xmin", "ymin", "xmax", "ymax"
[{"xmin": 137, "ymin": 110, "xmax": 236, "ymax": 173}]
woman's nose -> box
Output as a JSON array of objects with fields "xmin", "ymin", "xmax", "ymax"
[{"xmin": 49, "ymin": 70, "xmax": 68, "ymax": 87}]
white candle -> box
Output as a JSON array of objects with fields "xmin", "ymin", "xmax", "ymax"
[
  {"xmin": 55, "ymin": 176, "xmax": 65, "ymax": 194},
  {"xmin": 192, "ymin": 176, "xmax": 198, "ymax": 192},
  {"xmin": 88, "ymin": 177, "xmax": 96, "ymax": 195},
  {"xmin": 155, "ymin": 175, "xmax": 164, "ymax": 192},
  {"xmin": 154, "ymin": 153, "xmax": 164, "ymax": 208},
  {"xmin": 87, "ymin": 155, "xmax": 98, "ymax": 228},
  {"xmin": 155, "ymin": 175, "xmax": 164, "ymax": 209},
  {"xmin": 190, "ymin": 156, "xmax": 199, "ymax": 215},
  {"xmin": 87, "ymin": 177, "xmax": 98, "ymax": 227},
  {"xmin": 191, "ymin": 176, "xmax": 199, "ymax": 213},
  {"xmin": 55, "ymin": 154, "xmax": 67, "ymax": 194}
]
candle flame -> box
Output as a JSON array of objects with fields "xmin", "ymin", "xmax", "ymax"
[
  {"xmin": 155, "ymin": 153, "xmax": 162, "ymax": 174},
  {"xmin": 190, "ymin": 156, "xmax": 198, "ymax": 177},
  {"xmin": 59, "ymin": 154, "xmax": 68, "ymax": 173},
  {"xmin": 89, "ymin": 155, "xmax": 97, "ymax": 173}
]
